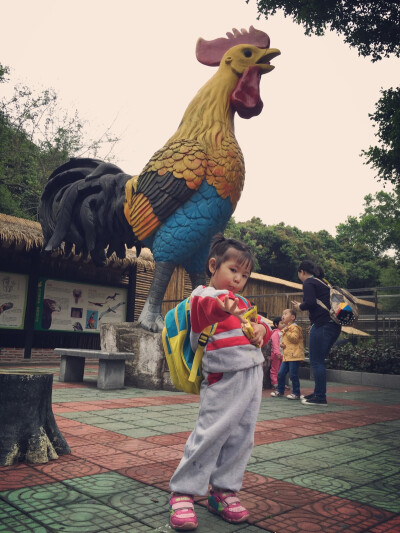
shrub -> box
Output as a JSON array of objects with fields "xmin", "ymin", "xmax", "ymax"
[{"xmin": 327, "ymin": 341, "xmax": 400, "ymax": 374}]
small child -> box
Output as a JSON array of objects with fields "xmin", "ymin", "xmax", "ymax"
[
  {"xmin": 270, "ymin": 309, "xmax": 304, "ymax": 400},
  {"xmin": 169, "ymin": 234, "xmax": 272, "ymax": 531},
  {"xmin": 269, "ymin": 316, "xmax": 284, "ymax": 389}
]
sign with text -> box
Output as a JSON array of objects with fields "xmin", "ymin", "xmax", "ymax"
[
  {"xmin": 0, "ymin": 272, "xmax": 28, "ymax": 329},
  {"xmin": 34, "ymin": 278, "xmax": 127, "ymax": 332}
]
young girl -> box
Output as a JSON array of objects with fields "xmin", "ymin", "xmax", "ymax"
[
  {"xmin": 270, "ymin": 309, "xmax": 304, "ymax": 400},
  {"xmin": 169, "ymin": 234, "xmax": 271, "ymax": 531},
  {"xmin": 269, "ymin": 316, "xmax": 284, "ymax": 389}
]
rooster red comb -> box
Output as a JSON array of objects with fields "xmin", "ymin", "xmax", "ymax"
[{"xmin": 196, "ymin": 26, "xmax": 271, "ymax": 66}]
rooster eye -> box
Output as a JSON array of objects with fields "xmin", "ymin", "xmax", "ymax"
[{"xmin": 243, "ymin": 49, "xmax": 252, "ymax": 58}]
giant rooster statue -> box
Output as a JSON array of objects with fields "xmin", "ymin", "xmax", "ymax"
[{"xmin": 39, "ymin": 27, "xmax": 280, "ymax": 332}]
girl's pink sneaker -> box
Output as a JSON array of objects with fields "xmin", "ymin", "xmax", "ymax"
[
  {"xmin": 169, "ymin": 494, "xmax": 198, "ymax": 530},
  {"xmin": 207, "ymin": 490, "xmax": 249, "ymax": 523}
]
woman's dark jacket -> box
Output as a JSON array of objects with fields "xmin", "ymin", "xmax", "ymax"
[{"xmin": 299, "ymin": 277, "xmax": 334, "ymax": 327}]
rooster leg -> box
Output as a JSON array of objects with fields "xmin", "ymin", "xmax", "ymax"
[
  {"xmin": 138, "ymin": 261, "xmax": 175, "ymax": 332},
  {"xmin": 189, "ymin": 272, "xmax": 206, "ymax": 290}
]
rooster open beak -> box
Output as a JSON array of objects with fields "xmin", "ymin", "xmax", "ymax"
[{"xmin": 257, "ymin": 48, "xmax": 281, "ymax": 73}]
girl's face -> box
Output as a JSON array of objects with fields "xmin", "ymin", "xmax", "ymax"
[
  {"xmin": 278, "ymin": 320, "xmax": 285, "ymax": 330},
  {"xmin": 208, "ymin": 252, "xmax": 251, "ymax": 293},
  {"xmin": 281, "ymin": 309, "xmax": 294, "ymax": 325}
]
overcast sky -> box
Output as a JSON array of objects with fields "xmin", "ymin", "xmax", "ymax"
[{"xmin": 1, "ymin": 0, "xmax": 398, "ymax": 235}]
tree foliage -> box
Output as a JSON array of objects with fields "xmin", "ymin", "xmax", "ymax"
[
  {"xmin": 0, "ymin": 63, "xmax": 119, "ymax": 220},
  {"xmin": 253, "ymin": 0, "xmax": 400, "ymax": 61},
  {"xmin": 361, "ymin": 87, "xmax": 400, "ymax": 186},
  {"xmin": 226, "ymin": 189, "xmax": 399, "ymax": 288}
]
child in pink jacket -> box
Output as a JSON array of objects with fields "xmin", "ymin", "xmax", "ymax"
[{"xmin": 269, "ymin": 317, "xmax": 284, "ymax": 389}]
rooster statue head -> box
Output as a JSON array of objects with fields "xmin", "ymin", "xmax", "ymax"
[{"xmin": 196, "ymin": 26, "xmax": 280, "ymax": 118}]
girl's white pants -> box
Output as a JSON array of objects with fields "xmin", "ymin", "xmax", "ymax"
[{"xmin": 169, "ymin": 364, "xmax": 263, "ymax": 496}]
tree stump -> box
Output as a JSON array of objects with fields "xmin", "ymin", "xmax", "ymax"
[{"xmin": 0, "ymin": 370, "xmax": 70, "ymax": 465}]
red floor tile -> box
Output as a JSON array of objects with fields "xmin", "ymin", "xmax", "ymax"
[
  {"xmin": 136, "ymin": 446, "xmax": 184, "ymax": 462},
  {"xmin": 86, "ymin": 452, "xmax": 153, "ymax": 470},
  {"xmin": 245, "ymin": 479, "xmax": 327, "ymax": 507},
  {"xmin": 303, "ymin": 496, "xmax": 395, "ymax": 532},
  {"xmin": 70, "ymin": 443, "xmax": 121, "ymax": 459},
  {"xmin": 240, "ymin": 490, "xmax": 294, "ymax": 523},
  {"xmin": 112, "ymin": 439, "xmax": 160, "ymax": 453},
  {"xmin": 256, "ymin": 508, "xmax": 353, "ymax": 532},
  {"xmin": 31, "ymin": 457, "xmax": 108, "ymax": 480},
  {"xmin": 0, "ymin": 463, "xmax": 57, "ymax": 490},
  {"xmin": 118, "ymin": 459, "xmax": 180, "ymax": 485},
  {"xmin": 369, "ymin": 516, "xmax": 400, "ymax": 532},
  {"xmin": 140, "ymin": 434, "xmax": 188, "ymax": 446}
]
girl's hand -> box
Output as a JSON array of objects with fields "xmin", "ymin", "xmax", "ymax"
[
  {"xmin": 217, "ymin": 296, "xmax": 247, "ymax": 323},
  {"xmin": 250, "ymin": 323, "xmax": 265, "ymax": 347}
]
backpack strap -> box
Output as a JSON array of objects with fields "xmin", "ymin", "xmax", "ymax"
[
  {"xmin": 188, "ymin": 293, "xmax": 249, "ymax": 384},
  {"xmin": 235, "ymin": 293, "xmax": 251, "ymax": 306},
  {"xmin": 311, "ymin": 277, "xmax": 332, "ymax": 313},
  {"xmin": 188, "ymin": 322, "xmax": 218, "ymax": 383}
]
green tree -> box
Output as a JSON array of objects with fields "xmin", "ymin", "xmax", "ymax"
[
  {"xmin": 336, "ymin": 189, "xmax": 400, "ymax": 262},
  {"xmin": 225, "ymin": 218, "xmax": 348, "ymax": 285},
  {"xmin": 253, "ymin": 0, "xmax": 400, "ymax": 61},
  {"xmin": 361, "ymin": 88, "xmax": 400, "ymax": 186},
  {"xmin": 0, "ymin": 63, "xmax": 119, "ymax": 220}
]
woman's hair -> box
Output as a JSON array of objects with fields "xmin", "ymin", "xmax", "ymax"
[
  {"xmin": 272, "ymin": 316, "xmax": 281, "ymax": 328},
  {"xmin": 297, "ymin": 259, "xmax": 324, "ymax": 279},
  {"xmin": 206, "ymin": 233, "xmax": 255, "ymax": 278}
]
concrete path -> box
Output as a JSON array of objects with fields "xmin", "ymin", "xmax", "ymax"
[{"xmin": 0, "ymin": 364, "xmax": 399, "ymax": 532}]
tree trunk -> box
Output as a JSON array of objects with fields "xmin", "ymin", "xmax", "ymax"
[{"xmin": 0, "ymin": 370, "xmax": 70, "ymax": 465}]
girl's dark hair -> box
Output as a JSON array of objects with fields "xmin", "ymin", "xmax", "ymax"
[
  {"xmin": 206, "ymin": 233, "xmax": 255, "ymax": 278},
  {"xmin": 297, "ymin": 260, "xmax": 324, "ymax": 279},
  {"xmin": 272, "ymin": 316, "xmax": 281, "ymax": 328}
]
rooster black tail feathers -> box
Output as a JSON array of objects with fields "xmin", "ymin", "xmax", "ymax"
[{"xmin": 39, "ymin": 157, "xmax": 140, "ymax": 266}]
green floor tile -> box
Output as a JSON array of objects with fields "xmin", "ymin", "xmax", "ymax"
[
  {"xmin": 246, "ymin": 460, "xmax": 307, "ymax": 479},
  {"xmin": 0, "ymin": 482, "xmax": 86, "ymax": 513},
  {"xmin": 117, "ymin": 427, "xmax": 162, "ymax": 438},
  {"xmin": 274, "ymin": 454, "xmax": 331, "ymax": 471},
  {"xmin": 0, "ymin": 500, "xmax": 48, "ymax": 532},
  {"xmin": 63, "ymin": 472, "xmax": 140, "ymax": 498},
  {"xmin": 285, "ymin": 472, "xmax": 355, "ymax": 494},
  {"xmin": 349, "ymin": 457, "xmax": 399, "ymax": 476},
  {"xmin": 340, "ymin": 485, "xmax": 400, "ymax": 513},
  {"xmin": 99, "ymin": 484, "xmax": 169, "ymax": 520},
  {"xmin": 318, "ymin": 464, "xmax": 386, "ymax": 485},
  {"xmin": 30, "ymin": 502, "xmax": 132, "ymax": 532},
  {"xmin": 102, "ymin": 523, "xmax": 153, "ymax": 532}
]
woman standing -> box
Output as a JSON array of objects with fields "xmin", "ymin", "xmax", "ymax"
[{"xmin": 292, "ymin": 260, "xmax": 341, "ymax": 406}]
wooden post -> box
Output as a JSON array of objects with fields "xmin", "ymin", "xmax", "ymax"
[{"xmin": 0, "ymin": 370, "xmax": 70, "ymax": 465}]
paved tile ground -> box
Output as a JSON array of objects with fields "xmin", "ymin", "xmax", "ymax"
[{"xmin": 1, "ymin": 364, "xmax": 399, "ymax": 532}]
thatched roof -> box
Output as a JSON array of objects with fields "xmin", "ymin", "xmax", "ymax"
[
  {"xmin": 0, "ymin": 213, "xmax": 43, "ymax": 251},
  {"xmin": 0, "ymin": 213, "xmax": 154, "ymax": 270}
]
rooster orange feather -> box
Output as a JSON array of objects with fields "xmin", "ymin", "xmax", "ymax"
[{"xmin": 39, "ymin": 27, "xmax": 280, "ymax": 331}]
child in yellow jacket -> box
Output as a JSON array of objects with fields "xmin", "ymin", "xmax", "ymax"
[{"xmin": 270, "ymin": 309, "xmax": 305, "ymax": 400}]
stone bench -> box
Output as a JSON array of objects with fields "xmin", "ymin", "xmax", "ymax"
[{"xmin": 54, "ymin": 348, "xmax": 134, "ymax": 390}]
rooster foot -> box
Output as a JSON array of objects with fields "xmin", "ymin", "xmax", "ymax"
[{"xmin": 138, "ymin": 311, "xmax": 165, "ymax": 333}]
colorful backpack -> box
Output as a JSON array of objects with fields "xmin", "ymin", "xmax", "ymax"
[
  {"xmin": 162, "ymin": 294, "xmax": 250, "ymax": 394},
  {"xmin": 315, "ymin": 278, "xmax": 359, "ymax": 326},
  {"xmin": 162, "ymin": 297, "xmax": 217, "ymax": 394}
]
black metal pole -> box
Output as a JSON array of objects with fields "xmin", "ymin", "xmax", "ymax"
[
  {"xmin": 126, "ymin": 263, "xmax": 137, "ymax": 322},
  {"xmin": 24, "ymin": 249, "xmax": 40, "ymax": 359}
]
